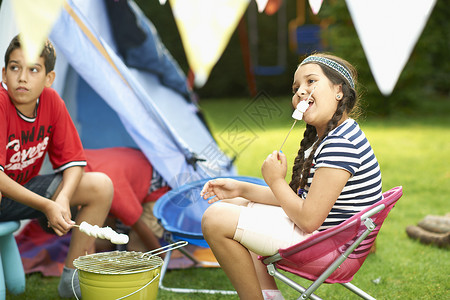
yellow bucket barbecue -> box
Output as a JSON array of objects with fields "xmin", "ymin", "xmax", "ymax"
[{"xmin": 73, "ymin": 241, "xmax": 186, "ymax": 300}]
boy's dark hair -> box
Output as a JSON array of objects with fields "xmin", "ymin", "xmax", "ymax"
[{"xmin": 4, "ymin": 35, "xmax": 56, "ymax": 74}]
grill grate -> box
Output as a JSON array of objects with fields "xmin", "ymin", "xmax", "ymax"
[{"xmin": 73, "ymin": 251, "xmax": 163, "ymax": 275}]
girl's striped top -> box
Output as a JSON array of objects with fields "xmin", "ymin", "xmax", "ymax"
[{"xmin": 301, "ymin": 118, "xmax": 382, "ymax": 231}]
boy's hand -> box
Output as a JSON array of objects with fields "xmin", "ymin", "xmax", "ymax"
[
  {"xmin": 55, "ymin": 194, "xmax": 72, "ymax": 222},
  {"xmin": 200, "ymin": 178, "xmax": 240, "ymax": 204},
  {"xmin": 44, "ymin": 201, "xmax": 75, "ymax": 236},
  {"xmin": 261, "ymin": 150, "xmax": 287, "ymax": 186}
]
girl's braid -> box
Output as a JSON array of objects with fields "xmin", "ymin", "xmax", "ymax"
[{"xmin": 289, "ymin": 124, "xmax": 317, "ymax": 191}]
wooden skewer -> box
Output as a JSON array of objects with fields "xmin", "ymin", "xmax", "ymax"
[
  {"xmin": 279, "ymin": 86, "xmax": 316, "ymax": 153},
  {"xmin": 279, "ymin": 120, "xmax": 297, "ymax": 152}
]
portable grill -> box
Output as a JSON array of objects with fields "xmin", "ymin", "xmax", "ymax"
[
  {"xmin": 73, "ymin": 241, "xmax": 187, "ymax": 300},
  {"xmin": 74, "ymin": 251, "xmax": 163, "ymax": 275}
]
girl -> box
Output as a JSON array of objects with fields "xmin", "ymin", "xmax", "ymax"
[{"xmin": 200, "ymin": 53, "xmax": 382, "ymax": 300}]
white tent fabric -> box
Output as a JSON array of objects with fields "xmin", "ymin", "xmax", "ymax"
[{"xmin": 0, "ymin": 0, "xmax": 236, "ymax": 187}]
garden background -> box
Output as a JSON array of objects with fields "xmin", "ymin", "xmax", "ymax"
[{"xmin": 4, "ymin": 0, "xmax": 449, "ymax": 299}]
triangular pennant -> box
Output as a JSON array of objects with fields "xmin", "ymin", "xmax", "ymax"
[
  {"xmin": 346, "ymin": 0, "xmax": 436, "ymax": 96},
  {"xmin": 309, "ymin": 0, "xmax": 323, "ymax": 15},
  {"xmin": 255, "ymin": 0, "xmax": 269, "ymax": 13},
  {"xmin": 170, "ymin": 0, "xmax": 250, "ymax": 87},
  {"xmin": 11, "ymin": 0, "xmax": 64, "ymax": 64}
]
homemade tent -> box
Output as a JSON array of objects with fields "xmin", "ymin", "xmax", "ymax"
[{"xmin": 0, "ymin": 0, "xmax": 236, "ymax": 187}]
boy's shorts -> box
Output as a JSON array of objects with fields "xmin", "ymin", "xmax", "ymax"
[
  {"xmin": 233, "ymin": 202, "xmax": 317, "ymax": 256},
  {"xmin": 0, "ymin": 173, "xmax": 62, "ymax": 221}
]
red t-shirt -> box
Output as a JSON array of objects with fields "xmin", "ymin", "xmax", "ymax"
[{"xmin": 0, "ymin": 85, "xmax": 86, "ymax": 185}]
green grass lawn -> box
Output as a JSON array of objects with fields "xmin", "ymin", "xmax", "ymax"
[{"xmin": 6, "ymin": 96, "xmax": 450, "ymax": 299}]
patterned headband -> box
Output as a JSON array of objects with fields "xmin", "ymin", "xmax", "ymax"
[{"xmin": 300, "ymin": 56, "xmax": 355, "ymax": 89}]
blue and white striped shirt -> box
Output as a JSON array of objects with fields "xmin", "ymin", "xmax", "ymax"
[{"xmin": 302, "ymin": 119, "xmax": 382, "ymax": 231}]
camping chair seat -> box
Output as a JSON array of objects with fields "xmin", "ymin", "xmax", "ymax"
[
  {"xmin": 262, "ymin": 186, "xmax": 403, "ymax": 300},
  {"xmin": 153, "ymin": 176, "xmax": 267, "ymax": 294}
]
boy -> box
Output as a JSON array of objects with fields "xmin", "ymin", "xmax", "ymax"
[{"xmin": 0, "ymin": 35, "xmax": 113, "ymax": 298}]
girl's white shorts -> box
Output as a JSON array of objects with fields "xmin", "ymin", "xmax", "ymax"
[{"xmin": 233, "ymin": 202, "xmax": 316, "ymax": 256}]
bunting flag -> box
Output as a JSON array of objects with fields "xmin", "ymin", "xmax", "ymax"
[
  {"xmin": 255, "ymin": 0, "xmax": 269, "ymax": 13},
  {"xmin": 10, "ymin": 0, "xmax": 64, "ymax": 64},
  {"xmin": 169, "ymin": 0, "xmax": 250, "ymax": 87},
  {"xmin": 309, "ymin": 0, "xmax": 323, "ymax": 15},
  {"xmin": 346, "ymin": 0, "xmax": 437, "ymax": 96}
]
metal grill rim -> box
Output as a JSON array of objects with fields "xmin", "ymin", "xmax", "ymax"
[{"xmin": 73, "ymin": 251, "xmax": 163, "ymax": 275}]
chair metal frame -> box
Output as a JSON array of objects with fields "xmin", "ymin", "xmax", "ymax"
[
  {"xmin": 263, "ymin": 186, "xmax": 403, "ymax": 300},
  {"xmin": 158, "ymin": 232, "xmax": 237, "ymax": 295}
]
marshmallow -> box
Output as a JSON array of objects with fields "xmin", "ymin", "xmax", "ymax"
[
  {"xmin": 292, "ymin": 101, "xmax": 309, "ymax": 120},
  {"xmin": 102, "ymin": 227, "xmax": 116, "ymax": 240},
  {"xmin": 79, "ymin": 221, "xmax": 93, "ymax": 235},
  {"xmin": 297, "ymin": 100, "xmax": 309, "ymax": 113},
  {"xmin": 91, "ymin": 225, "xmax": 100, "ymax": 238},
  {"xmin": 77, "ymin": 221, "xmax": 129, "ymax": 244},
  {"xmin": 96, "ymin": 227, "xmax": 106, "ymax": 239},
  {"xmin": 110, "ymin": 234, "xmax": 129, "ymax": 245}
]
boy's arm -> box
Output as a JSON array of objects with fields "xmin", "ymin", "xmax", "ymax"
[
  {"xmin": 54, "ymin": 166, "xmax": 84, "ymax": 220},
  {"xmin": 0, "ymin": 171, "xmax": 74, "ymax": 235}
]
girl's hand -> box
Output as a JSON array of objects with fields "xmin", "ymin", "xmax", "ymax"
[
  {"xmin": 261, "ymin": 150, "xmax": 287, "ymax": 186},
  {"xmin": 200, "ymin": 178, "xmax": 241, "ymax": 204}
]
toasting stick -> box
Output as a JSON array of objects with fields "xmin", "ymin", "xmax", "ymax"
[
  {"xmin": 73, "ymin": 221, "xmax": 129, "ymax": 244},
  {"xmin": 279, "ymin": 86, "xmax": 316, "ymax": 152}
]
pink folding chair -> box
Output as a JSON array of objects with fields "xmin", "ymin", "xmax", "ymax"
[{"xmin": 262, "ymin": 186, "xmax": 403, "ymax": 300}]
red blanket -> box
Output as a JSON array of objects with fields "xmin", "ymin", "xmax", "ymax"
[{"xmin": 15, "ymin": 220, "xmax": 70, "ymax": 276}]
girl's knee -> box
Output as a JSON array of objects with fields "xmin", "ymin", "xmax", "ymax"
[
  {"xmin": 202, "ymin": 203, "xmax": 239, "ymax": 239},
  {"xmin": 202, "ymin": 204, "xmax": 222, "ymax": 236}
]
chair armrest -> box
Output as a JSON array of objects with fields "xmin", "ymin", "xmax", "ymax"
[{"xmin": 360, "ymin": 204, "xmax": 385, "ymax": 221}]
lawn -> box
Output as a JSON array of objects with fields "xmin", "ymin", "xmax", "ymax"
[{"xmin": 6, "ymin": 96, "xmax": 450, "ymax": 299}]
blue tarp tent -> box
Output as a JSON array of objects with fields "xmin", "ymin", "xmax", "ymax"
[{"xmin": 0, "ymin": 0, "xmax": 236, "ymax": 187}]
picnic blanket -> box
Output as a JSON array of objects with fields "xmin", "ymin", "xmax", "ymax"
[{"xmin": 15, "ymin": 220, "xmax": 70, "ymax": 277}]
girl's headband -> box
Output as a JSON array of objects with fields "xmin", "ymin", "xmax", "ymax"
[{"xmin": 300, "ymin": 56, "xmax": 355, "ymax": 89}]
